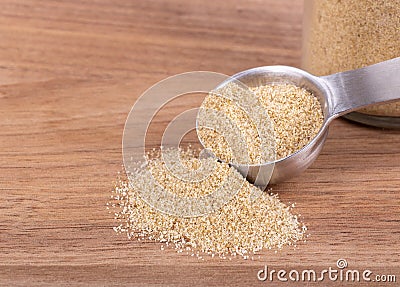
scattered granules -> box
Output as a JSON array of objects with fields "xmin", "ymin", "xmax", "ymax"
[
  {"xmin": 302, "ymin": 0, "xmax": 400, "ymax": 117},
  {"xmin": 197, "ymin": 83, "xmax": 323, "ymax": 161},
  {"xmin": 110, "ymin": 147, "xmax": 306, "ymax": 259}
]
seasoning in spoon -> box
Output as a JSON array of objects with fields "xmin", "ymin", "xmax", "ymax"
[
  {"xmin": 253, "ymin": 84, "xmax": 324, "ymax": 159},
  {"xmin": 197, "ymin": 83, "xmax": 323, "ymax": 162}
]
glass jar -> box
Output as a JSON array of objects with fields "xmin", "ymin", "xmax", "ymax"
[{"xmin": 302, "ymin": 0, "xmax": 400, "ymax": 128}]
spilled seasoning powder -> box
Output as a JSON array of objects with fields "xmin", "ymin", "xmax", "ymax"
[{"xmin": 111, "ymin": 147, "xmax": 306, "ymax": 259}]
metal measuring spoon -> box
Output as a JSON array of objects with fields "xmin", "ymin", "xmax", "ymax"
[{"xmin": 208, "ymin": 57, "xmax": 400, "ymax": 185}]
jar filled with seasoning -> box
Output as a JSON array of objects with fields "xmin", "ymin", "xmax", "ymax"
[{"xmin": 302, "ymin": 0, "xmax": 400, "ymax": 128}]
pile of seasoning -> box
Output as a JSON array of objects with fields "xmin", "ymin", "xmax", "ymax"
[
  {"xmin": 111, "ymin": 81, "xmax": 324, "ymax": 259},
  {"xmin": 110, "ymin": 148, "xmax": 306, "ymax": 259}
]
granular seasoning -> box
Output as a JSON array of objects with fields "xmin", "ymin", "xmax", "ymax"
[
  {"xmin": 198, "ymin": 83, "xmax": 323, "ymax": 161},
  {"xmin": 110, "ymin": 147, "xmax": 306, "ymax": 259},
  {"xmin": 253, "ymin": 84, "xmax": 324, "ymax": 159},
  {"xmin": 197, "ymin": 82, "xmax": 276, "ymax": 164}
]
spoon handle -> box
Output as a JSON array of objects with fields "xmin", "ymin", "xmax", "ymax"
[{"xmin": 321, "ymin": 57, "xmax": 400, "ymax": 118}]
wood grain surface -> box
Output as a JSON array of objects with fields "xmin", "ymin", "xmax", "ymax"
[{"xmin": 0, "ymin": 0, "xmax": 399, "ymax": 286}]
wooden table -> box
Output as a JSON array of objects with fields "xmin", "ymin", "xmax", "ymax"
[{"xmin": 0, "ymin": 1, "xmax": 399, "ymax": 286}]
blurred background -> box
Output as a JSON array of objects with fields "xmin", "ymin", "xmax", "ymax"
[{"xmin": 0, "ymin": 0, "xmax": 303, "ymax": 85}]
